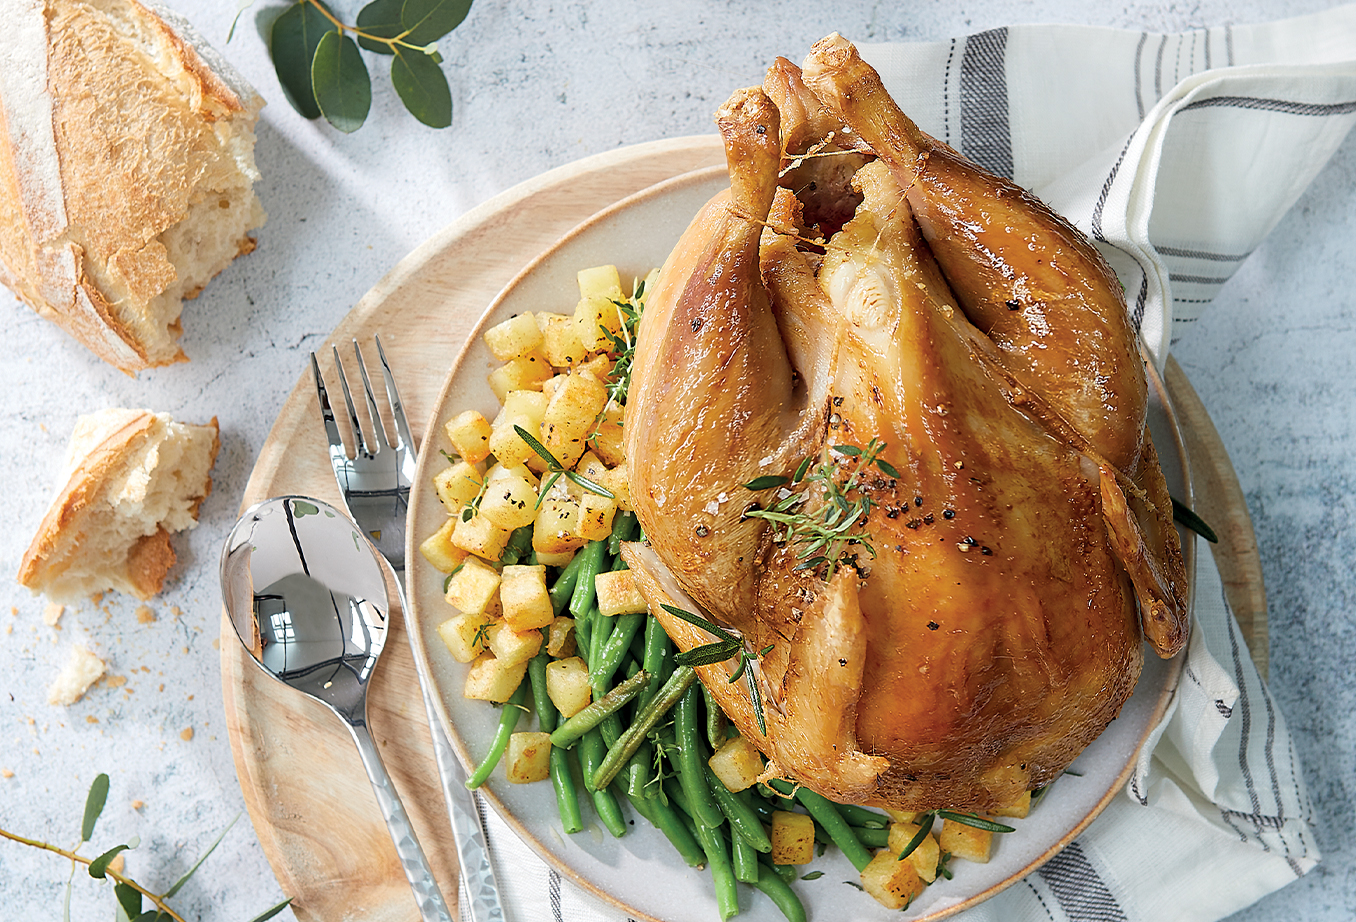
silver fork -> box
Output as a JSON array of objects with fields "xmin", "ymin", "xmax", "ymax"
[{"xmin": 312, "ymin": 337, "xmax": 505, "ymax": 922}]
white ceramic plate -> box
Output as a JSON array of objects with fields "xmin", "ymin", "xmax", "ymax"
[{"xmin": 406, "ymin": 166, "xmax": 1189, "ymax": 922}]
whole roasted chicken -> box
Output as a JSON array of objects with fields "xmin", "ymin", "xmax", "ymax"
[{"xmin": 620, "ymin": 35, "xmax": 1188, "ymax": 813}]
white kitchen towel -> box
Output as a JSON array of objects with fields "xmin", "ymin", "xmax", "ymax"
[{"xmin": 463, "ymin": 7, "xmax": 1356, "ymax": 921}]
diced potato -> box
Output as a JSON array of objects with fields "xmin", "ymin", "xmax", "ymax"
[
  {"xmin": 599, "ymin": 462, "xmax": 632, "ymax": 512},
  {"xmin": 437, "ymin": 611, "xmax": 495, "ymax": 663},
  {"xmin": 463, "ymin": 653, "xmax": 528, "ymax": 703},
  {"xmin": 541, "ymin": 373, "xmax": 609, "ymax": 469},
  {"xmin": 576, "ymin": 491, "xmax": 616, "ymax": 541},
  {"xmin": 769, "ymin": 810, "xmax": 816, "ymax": 865},
  {"xmin": 577, "ymin": 264, "xmax": 623, "ymax": 301},
  {"xmin": 535, "ymin": 548, "xmax": 577, "ymax": 568},
  {"xmin": 708, "ymin": 736, "xmax": 764, "ymax": 793},
  {"xmin": 546, "ymin": 617, "xmax": 576, "ymax": 658},
  {"xmin": 888, "ymin": 821, "xmax": 942, "ymax": 882},
  {"xmin": 499, "ymin": 564, "xmax": 555, "ymax": 631},
  {"xmin": 487, "ymin": 414, "xmax": 537, "ymax": 467},
  {"xmin": 590, "ymin": 401, "xmax": 626, "ymax": 466},
  {"xmin": 434, "ymin": 461, "xmax": 484, "ymax": 514},
  {"xmin": 483, "ymin": 313, "xmax": 543, "ymax": 361},
  {"xmin": 546, "ymin": 656, "xmax": 592, "ymax": 718},
  {"xmin": 419, "ymin": 517, "xmax": 468, "ymax": 573},
  {"xmin": 884, "ymin": 808, "xmax": 923, "ymax": 824},
  {"xmin": 488, "ymin": 351, "xmax": 553, "ymax": 402},
  {"xmin": 567, "ymin": 451, "xmax": 609, "ymax": 497},
  {"xmin": 486, "ymin": 622, "xmax": 543, "ymax": 666},
  {"xmin": 573, "ymin": 295, "xmax": 625, "ymax": 353},
  {"xmin": 477, "ymin": 469, "xmax": 539, "ymax": 531},
  {"xmin": 503, "ymin": 388, "xmax": 550, "ymax": 424},
  {"xmin": 536, "ymin": 312, "xmax": 586, "ymax": 368},
  {"xmin": 443, "ymin": 556, "xmax": 501, "ymax": 615},
  {"xmin": 992, "ymin": 789, "xmax": 1032, "ymax": 819},
  {"xmin": 533, "ymin": 498, "xmax": 587, "ymax": 555},
  {"xmin": 451, "ymin": 512, "xmax": 511, "ymax": 562},
  {"xmin": 594, "ymin": 569, "xmax": 647, "ymax": 618},
  {"xmin": 860, "ymin": 849, "xmax": 925, "ymax": 910},
  {"xmin": 443, "ymin": 410, "xmax": 491, "ymax": 464},
  {"xmin": 576, "ymin": 352, "xmax": 614, "ymax": 381},
  {"xmin": 939, "ymin": 817, "xmax": 994, "ymax": 863},
  {"xmin": 506, "ymin": 731, "xmax": 552, "ymax": 784}
]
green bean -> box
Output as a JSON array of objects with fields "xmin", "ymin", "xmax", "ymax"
[
  {"xmin": 578, "ymin": 728, "xmax": 627, "ymax": 836},
  {"xmin": 549, "ymin": 746, "xmax": 585, "ymax": 834},
  {"xmin": 693, "ymin": 817, "xmax": 739, "ymax": 921},
  {"xmin": 768, "ymin": 779, "xmax": 872, "ymax": 872},
  {"xmin": 588, "ymin": 604, "xmax": 611, "ymax": 671},
  {"xmin": 752, "ymin": 860, "xmax": 807, "ymax": 922},
  {"xmin": 705, "ymin": 766, "xmax": 771, "ymax": 852},
  {"xmin": 500, "ymin": 525, "xmax": 534, "ymax": 566},
  {"xmin": 701, "ymin": 681, "xmax": 727, "ymax": 750},
  {"xmin": 731, "ymin": 825, "xmax": 760, "ymax": 883},
  {"xmin": 549, "ymin": 669, "xmax": 651, "ymax": 749},
  {"xmin": 591, "ymin": 611, "xmax": 646, "ymax": 691},
  {"xmin": 853, "ymin": 825, "xmax": 890, "ymax": 848},
  {"xmin": 627, "ymin": 787, "xmax": 706, "ymax": 868},
  {"xmin": 568, "ymin": 540, "xmax": 608, "ymax": 619},
  {"xmin": 547, "ymin": 549, "xmax": 585, "ymax": 615},
  {"xmin": 527, "ymin": 652, "xmax": 557, "ymax": 733},
  {"xmin": 674, "ymin": 684, "xmax": 726, "ymax": 829},
  {"xmin": 624, "ymin": 739, "xmax": 654, "ymax": 801},
  {"xmin": 590, "ymin": 665, "xmax": 696, "ymax": 792},
  {"xmin": 637, "ymin": 616, "xmax": 674, "ymax": 711},
  {"xmin": 465, "ymin": 683, "xmax": 529, "ymax": 789},
  {"xmin": 608, "ymin": 510, "xmax": 638, "ymax": 556},
  {"xmin": 835, "ymin": 803, "xmax": 892, "ymax": 829}
]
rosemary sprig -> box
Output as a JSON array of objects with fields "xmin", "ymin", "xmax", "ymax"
[
  {"xmin": 744, "ymin": 437, "xmax": 897, "ymax": 580},
  {"xmin": 895, "ymin": 809, "xmax": 1016, "ymax": 862},
  {"xmin": 1171, "ymin": 497, "xmax": 1219, "ymax": 543},
  {"xmin": 661, "ymin": 603, "xmax": 772, "ymax": 736},
  {"xmin": 513, "ymin": 425, "xmax": 614, "ymax": 502}
]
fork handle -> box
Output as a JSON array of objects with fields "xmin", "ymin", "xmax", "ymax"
[{"xmin": 349, "ymin": 721, "xmax": 456, "ymax": 922}]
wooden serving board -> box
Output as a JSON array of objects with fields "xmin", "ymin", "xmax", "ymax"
[{"xmin": 220, "ymin": 135, "xmax": 1268, "ymax": 922}]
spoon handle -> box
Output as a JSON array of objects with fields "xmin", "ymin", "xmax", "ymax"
[{"xmin": 349, "ymin": 721, "xmax": 456, "ymax": 922}]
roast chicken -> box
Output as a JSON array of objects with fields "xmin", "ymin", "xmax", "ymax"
[{"xmin": 620, "ymin": 35, "xmax": 1188, "ymax": 812}]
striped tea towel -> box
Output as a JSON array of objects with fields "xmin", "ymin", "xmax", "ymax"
[{"xmin": 463, "ymin": 7, "xmax": 1356, "ymax": 921}]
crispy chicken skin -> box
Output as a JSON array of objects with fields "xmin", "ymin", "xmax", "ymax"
[{"xmin": 621, "ymin": 37, "xmax": 1188, "ymax": 812}]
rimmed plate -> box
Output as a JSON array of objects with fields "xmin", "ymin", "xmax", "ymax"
[{"xmin": 405, "ymin": 165, "xmax": 1190, "ymax": 922}]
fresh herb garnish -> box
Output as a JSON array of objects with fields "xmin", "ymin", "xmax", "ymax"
[
  {"xmin": 895, "ymin": 809, "xmax": 1015, "ymax": 863},
  {"xmin": 662, "ymin": 603, "xmax": 772, "ymax": 736},
  {"xmin": 514, "ymin": 425, "xmax": 614, "ymax": 502},
  {"xmin": 598, "ymin": 279, "xmax": 646, "ymax": 409},
  {"xmin": 1171, "ymin": 497, "xmax": 1219, "ymax": 543}
]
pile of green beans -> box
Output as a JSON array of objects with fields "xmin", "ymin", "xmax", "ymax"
[{"xmin": 459, "ymin": 510, "xmax": 906, "ymax": 922}]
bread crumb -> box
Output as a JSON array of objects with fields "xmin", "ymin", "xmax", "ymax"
[
  {"xmin": 86, "ymin": 715, "xmax": 99, "ymax": 724},
  {"xmin": 212, "ymin": 637, "xmax": 220, "ymax": 650},
  {"xmin": 105, "ymin": 675, "xmax": 128, "ymax": 688},
  {"xmin": 1, "ymin": 768, "xmax": 14, "ymax": 778},
  {"xmin": 131, "ymin": 799, "xmax": 144, "ymax": 810},
  {"xmin": 170, "ymin": 606, "xmax": 182, "ymax": 618},
  {"xmin": 10, "ymin": 606, "xmax": 18, "ymax": 616},
  {"xmin": 180, "ymin": 727, "xmax": 194, "ymax": 741},
  {"xmin": 48, "ymin": 647, "xmax": 106, "ymax": 705},
  {"xmin": 42, "ymin": 602, "xmax": 65, "ymax": 627},
  {"xmin": 135, "ymin": 605, "xmax": 156, "ymax": 624},
  {"xmin": 187, "ymin": 694, "xmax": 194, "ymax": 701}
]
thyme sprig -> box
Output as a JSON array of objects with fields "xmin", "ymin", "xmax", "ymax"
[
  {"xmin": 514, "ymin": 425, "xmax": 614, "ymax": 503},
  {"xmin": 661, "ymin": 604, "xmax": 772, "ymax": 736},
  {"xmin": 744, "ymin": 437, "xmax": 898, "ymax": 580},
  {"xmin": 598, "ymin": 279, "xmax": 647, "ymax": 409}
]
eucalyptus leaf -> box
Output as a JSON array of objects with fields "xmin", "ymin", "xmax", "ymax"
[
  {"xmin": 164, "ymin": 814, "xmax": 240, "ymax": 898},
  {"xmin": 82, "ymin": 773, "xmax": 110, "ymax": 840},
  {"xmin": 391, "ymin": 49, "xmax": 452, "ymax": 126},
  {"xmin": 88, "ymin": 844, "xmax": 130, "ymax": 879},
  {"xmin": 355, "ymin": 0, "xmax": 403, "ymax": 53},
  {"xmin": 114, "ymin": 882, "xmax": 142, "ymax": 919},
  {"xmin": 247, "ymin": 899, "xmax": 295, "ymax": 922},
  {"xmin": 270, "ymin": 0, "xmax": 338, "ymax": 119},
  {"xmin": 401, "ymin": 0, "xmax": 473, "ymax": 45},
  {"xmin": 311, "ymin": 30, "xmax": 373, "ymax": 133}
]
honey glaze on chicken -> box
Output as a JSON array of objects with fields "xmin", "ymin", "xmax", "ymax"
[{"xmin": 619, "ymin": 35, "xmax": 1188, "ymax": 813}]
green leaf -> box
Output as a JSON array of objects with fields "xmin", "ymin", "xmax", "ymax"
[
  {"xmin": 514, "ymin": 425, "xmax": 564, "ymax": 472},
  {"xmin": 312, "ymin": 30, "xmax": 372, "ymax": 133},
  {"xmin": 270, "ymin": 0, "xmax": 337, "ymax": 119},
  {"xmin": 674, "ymin": 639, "xmax": 740, "ymax": 668},
  {"xmin": 563, "ymin": 470, "xmax": 614, "ymax": 499},
  {"xmin": 401, "ymin": 0, "xmax": 473, "ymax": 45},
  {"xmin": 82, "ymin": 773, "xmax": 110, "ymax": 840},
  {"xmin": 88, "ymin": 844, "xmax": 130, "ymax": 879},
  {"xmin": 355, "ymin": 0, "xmax": 403, "ymax": 53},
  {"xmin": 114, "ymin": 883, "xmax": 142, "ymax": 919},
  {"xmin": 743, "ymin": 475, "xmax": 789, "ymax": 491},
  {"xmin": 247, "ymin": 899, "xmax": 295, "ymax": 922},
  {"xmin": 1171, "ymin": 497, "xmax": 1219, "ymax": 543},
  {"xmin": 391, "ymin": 48, "xmax": 452, "ymax": 127},
  {"xmin": 164, "ymin": 814, "xmax": 240, "ymax": 897},
  {"xmin": 659, "ymin": 604, "xmax": 733, "ymax": 641},
  {"xmin": 896, "ymin": 812, "xmax": 934, "ymax": 860},
  {"xmin": 874, "ymin": 457, "xmax": 901, "ymax": 479},
  {"xmin": 935, "ymin": 810, "xmax": 1016, "ymax": 833}
]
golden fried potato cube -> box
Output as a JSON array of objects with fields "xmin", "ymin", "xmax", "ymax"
[
  {"xmin": 451, "ymin": 513, "xmax": 510, "ymax": 562},
  {"xmin": 992, "ymin": 790, "xmax": 1032, "ymax": 819},
  {"xmin": 541, "ymin": 373, "xmax": 609, "ymax": 469},
  {"xmin": 483, "ymin": 313, "xmax": 543, "ymax": 361},
  {"xmin": 536, "ymin": 312, "xmax": 586, "ymax": 368},
  {"xmin": 708, "ymin": 736, "xmax": 764, "ymax": 793},
  {"xmin": 573, "ymin": 295, "xmax": 625, "ymax": 353},
  {"xmin": 503, "ymin": 388, "xmax": 550, "ymax": 422},
  {"xmin": 599, "ymin": 461, "xmax": 632, "ymax": 512},
  {"xmin": 568, "ymin": 451, "xmax": 609, "ymax": 497},
  {"xmin": 506, "ymin": 731, "xmax": 552, "ymax": 784},
  {"xmin": 590, "ymin": 402, "xmax": 626, "ymax": 466},
  {"xmin": 545, "ymin": 617, "xmax": 576, "ymax": 658},
  {"xmin": 443, "ymin": 555, "xmax": 501, "ymax": 614},
  {"xmin": 434, "ymin": 461, "xmax": 484, "ymax": 514},
  {"xmin": 463, "ymin": 653, "xmax": 528, "ymax": 703},
  {"xmin": 576, "ymin": 352, "xmax": 614, "ymax": 381},
  {"xmin": 488, "ymin": 351, "xmax": 553, "ymax": 402},
  {"xmin": 487, "ymin": 414, "xmax": 537, "ymax": 468},
  {"xmin": 419, "ymin": 517, "xmax": 468, "ymax": 573},
  {"xmin": 884, "ymin": 808, "xmax": 922, "ymax": 824},
  {"xmin": 485, "ymin": 622, "xmax": 543, "ymax": 666},
  {"xmin": 477, "ymin": 469, "xmax": 539, "ymax": 532},
  {"xmin": 575, "ymin": 492, "xmax": 616, "ymax": 542},
  {"xmin": 533, "ymin": 498, "xmax": 587, "ymax": 556},
  {"xmin": 546, "ymin": 655, "xmax": 592, "ymax": 718},
  {"xmin": 888, "ymin": 822, "xmax": 942, "ymax": 882},
  {"xmin": 860, "ymin": 849, "xmax": 925, "ymax": 910},
  {"xmin": 594, "ymin": 569, "xmax": 646, "ymax": 618},
  {"xmin": 577, "ymin": 264, "xmax": 623, "ymax": 301},
  {"xmin": 444, "ymin": 410, "xmax": 491, "ymax": 464},
  {"xmin": 939, "ymin": 818, "xmax": 994, "ymax": 864},
  {"xmin": 499, "ymin": 564, "xmax": 555, "ymax": 631},
  {"xmin": 535, "ymin": 548, "xmax": 577, "ymax": 568},
  {"xmin": 437, "ymin": 611, "xmax": 495, "ymax": 663},
  {"xmin": 769, "ymin": 810, "xmax": 816, "ymax": 865}
]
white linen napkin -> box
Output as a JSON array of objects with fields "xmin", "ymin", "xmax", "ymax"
[{"xmin": 462, "ymin": 7, "xmax": 1356, "ymax": 921}]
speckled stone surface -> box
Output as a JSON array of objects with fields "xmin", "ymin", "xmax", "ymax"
[{"xmin": 0, "ymin": 2, "xmax": 1351, "ymax": 920}]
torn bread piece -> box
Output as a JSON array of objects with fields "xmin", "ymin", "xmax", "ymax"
[
  {"xmin": 18, "ymin": 408, "xmax": 220, "ymax": 603},
  {"xmin": 48, "ymin": 645, "xmax": 106, "ymax": 705},
  {"xmin": 0, "ymin": 0, "xmax": 266, "ymax": 373}
]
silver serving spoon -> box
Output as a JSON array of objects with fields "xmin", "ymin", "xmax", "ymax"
[{"xmin": 221, "ymin": 496, "xmax": 453, "ymax": 922}]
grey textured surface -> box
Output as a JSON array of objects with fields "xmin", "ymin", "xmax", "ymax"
[{"xmin": 0, "ymin": 2, "xmax": 1350, "ymax": 920}]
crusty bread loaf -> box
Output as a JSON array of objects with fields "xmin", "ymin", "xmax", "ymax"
[
  {"xmin": 0, "ymin": 0, "xmax": 266, "ymax": 373},
  {"xmin": 18, "ymin": 408, "xmax": 220, "ymax": 603}
]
